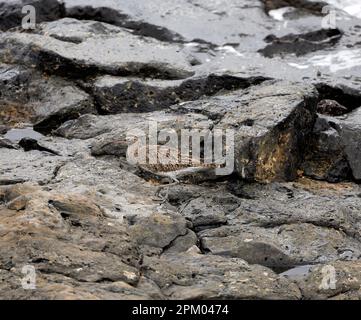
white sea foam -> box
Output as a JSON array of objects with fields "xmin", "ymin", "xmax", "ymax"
[
  {"xmin": 268, "ymin": 7, "xmax": 296, "ymax": 21},
  {"xmin": 287, "ymin": 62, "xmax": 310, "ymax": 69},
  {"xmin": 288, "ymin": 49, "xmax": 361, "ymax": 72},
  {"xmin": 216, "ymin": 46, "xmax": 243, "ymax": 57},
  {"xmin": 323, "ymin": 0, "xmax": 361, "ymax": 19},
  {"xmin": 269, "ymin": 0, "xmax": 361, "ymax": 20},
  {"xmin": 308, "ymin": 49, "xmax": 361, "ymax": 72}
]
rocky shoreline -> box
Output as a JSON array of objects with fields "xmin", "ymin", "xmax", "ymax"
[{"xmin": 1, "ymin": 0, "xmax": 361, "ymax": 300}]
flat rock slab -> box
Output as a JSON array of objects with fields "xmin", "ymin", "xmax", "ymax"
[
  {"xmin": 143, "ymin": 251, "xmax": 302, "ymax": 299},
  {"xmin": 64, "ymin": 0, "xmax": 271, "ymax": 46},
  {"xmin": 0, "ymin": 18, "xmax": 194, "ymax": 79}
]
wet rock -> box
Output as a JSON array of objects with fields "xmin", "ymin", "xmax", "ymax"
[
  {"xmin": 64, "ymin": 1, "xmax": 184, "ymax": 43},
  {"xmin": 315, "ymin": 84, "xmax": 361, "ymax": 113},
  {"xmin": 0, "ymin": 64, "xmax": 95, "ymax": 132},
  {"xmin": 142, "ymin": 252, "xmax": 302, "ymax": 299},
  {"xmin": 63, "ymin": 0, "xmax": 270, "ymax": 46},
  {"xmin": 4, "ymin": 127, "xmax": 44, "ymax": 142},
  {"xmin": 0, "ymin": 0, "xmax": 65, "ymax": 31},
  {"xmin": 190, "ymin": 2, "xmax": 361, "ymax": 93},
  {"xmin": 0, "ymin": 18, "xmax": 194, "ymax": 79},
  {"xmin": 259, "ymin": 29, "xmax": 342, "ymax": 57}
]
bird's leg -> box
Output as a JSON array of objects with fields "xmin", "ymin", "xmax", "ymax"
[{"xmin": 155, "ymin": 174, "xmax": 180, "ymax": 203}]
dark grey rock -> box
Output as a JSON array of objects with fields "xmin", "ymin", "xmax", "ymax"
[
  {"xmin": 337, "ymin": 109, "xmax": 361, "ymax": 181},
  {"xmin": 173, "ymin": 80, "xmax": 318, "ymax": 182},
  {"xmin": 261, "ymin": 0, "xmax": 328, "ymax": 15},
  {"xmin": 91, "ymin": 74, "xmax": 267, "ymax": 114},
  {"xmin": 259, "ymin": 29, "xmax": 342, "ymax": 58},
  {"xmin": 302, "ymin": 116, "xmax": 352, "ymax": 182},
  {"xmin": 64, "ymin": 0, "xmax": 184, "ymax": 43},
  {"xmin": 303, "ymin": 102, "xmax": 361, "ymax": 182},
  {"xmin": 19, "ymin": 138, "xmax": 60, "ymax": 155},
  {"xmin": 166, "ymin": 179, "xmax": 361, "ymax": 270},
  {"xmin": 0, "ymin": 64, "xmax": 95, "ymax": 133},
  {"xmin": 301, "ymin": 84, "xmax": 361, "ymax": 182}
]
